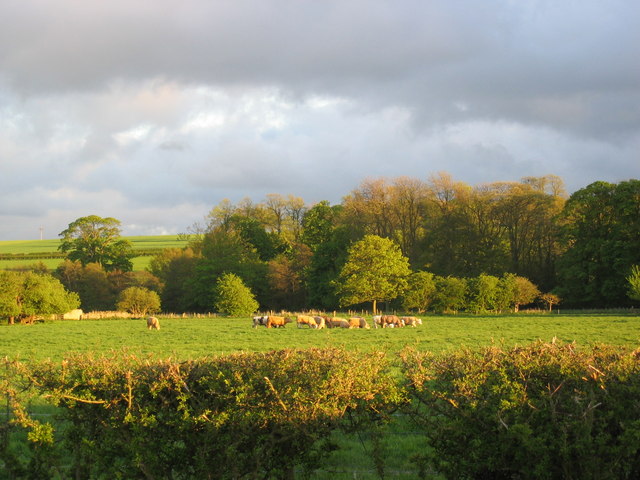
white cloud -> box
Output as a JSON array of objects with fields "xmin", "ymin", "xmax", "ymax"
[{"xmin": 0, "ymin": 1, "xmax": 639, "ymax": 239}]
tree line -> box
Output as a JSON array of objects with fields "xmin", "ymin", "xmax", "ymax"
[
  {"xmin": 1, "ymin": 173, "xmax": 639, "ymax": 319},
  {"xmin": 146, "ymin": 173, "xmax": 638, "ymax": 313}
]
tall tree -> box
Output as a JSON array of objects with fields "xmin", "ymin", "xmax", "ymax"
[
  {"xmin": 148, "ymin": 248, "xmax": 199, "ymax": 313},
  {"xmin": 266, "ymin": 244, "xmax": 312, "ymax": 311},
  {"xmin": 191, "ymin": 227, "xmax": 268, "ymax": 312},
  {"xmin": 55, "ymin": 260, "xmax": 116, "ymax": 311},
  {"xmin": 388, "ymin": 176, "xmax": 429, "ymax": 264},
  {"xmin": 402, "ymin": 271, "xmax": 437, "ymax": 313},
  {"xmin": 58, "ymin": 215, "xmax": 133, "ymax": 271},
  {"xmin": 335, "ymin": 235, "xmax": 410, "ymax": 313},
  {"xmin": 557, "ymin": 180, "xmax": 640, "ymax": 307},
  {"xmin": 342, "ymin": 178, "xmax": 395, "ymax": 239},
  {"xmin": 301, "ymin": 201, "xmax": 339, "ymax": 252}
]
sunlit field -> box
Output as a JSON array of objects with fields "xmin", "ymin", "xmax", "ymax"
[
  {"xmin": 3, "ymin": 313, "xmax": 640, "ymax": 479},
  {"xmin": 0, "ymin": 235, "xmax": 189, "ymax": 271},
  {"xmin": 3, "ymin": 313, "xmax": 640, "ymax": 363}
]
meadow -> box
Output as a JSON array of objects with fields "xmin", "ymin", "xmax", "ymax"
[
  {"xmin": 0, "ymin": 235, "xmax": 189, "ymax": 270},
  {"xmin": 2, "ymin": 313, "xmax": 640, "ymax": 363},
  {"xmin": 3, "ymin": 314, "xmax": 640, "ymax": 478}
]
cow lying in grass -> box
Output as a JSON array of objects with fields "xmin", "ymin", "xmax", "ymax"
[
  {"xmin": 147, "ymin": 316, "xmax": 160, "ymax": 330},
  {"xmin": 326, "ymin": 317, "xmax": 350, "ymax": 328},
  {"xmin": 349, "ymin": 317, "xmax": 370, "ymax": 329},
  {"xmin": 401, "ymin": 316, "xmax": 422, "ymax": 327},
  {"xmin": 266, "ymin": 316, "xmax": 294, "ymax": 328}
]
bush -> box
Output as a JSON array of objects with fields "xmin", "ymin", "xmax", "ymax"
[
  {"xmin": 12, "ymin": 348, "xmax": 402, "ymax": 478},
  {"xmin": 116, "ymin": 286, "xmax": 161, "ymax": 317},
  {"xmin": 401, "ymin": 341, "xmax": 640, "ymax": 479},
  {"xmin": 214, "ymin": 273, "xmax": 259, "ymax": 317}
]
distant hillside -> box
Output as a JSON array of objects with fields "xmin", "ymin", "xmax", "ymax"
[{"xmin": 0, "ymin": 235, "xmax": 190, "ymax": 271}]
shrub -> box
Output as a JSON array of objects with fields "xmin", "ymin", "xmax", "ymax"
[
  {"xmin": 116, "ymin": 286, "xmax": 160, "ymax": 317},
  {"xmin": 401, "ymin": 341, "xmax": 640, "ymax": 479},
  {"xmin": 214, "ymin": 272, "xmax": 259, "ymax": 317},
  {"xmin": 15, "ymin": 348, "xmax": 402, "ymax": 478}
]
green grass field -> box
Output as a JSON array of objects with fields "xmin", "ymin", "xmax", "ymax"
[
  {"xmin": 2, "ymin": 313, "xmax": 639, "ymax": 363},
  {"xmin": 0, "ymin": 235, "xmax": 189, "ymax": 271},
  {"xmin": 3, "ymin": 314, "xmax": 639, "ymax": 479}
]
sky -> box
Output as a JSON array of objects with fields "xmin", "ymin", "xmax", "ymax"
[{"xmin": 1, "ymin": 0, "xmax": 639, "ymax": 240}]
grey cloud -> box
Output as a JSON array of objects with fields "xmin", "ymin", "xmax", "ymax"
[{"xmin": 1, "ymin": 1, "xmax": 639, "ymax": 240}]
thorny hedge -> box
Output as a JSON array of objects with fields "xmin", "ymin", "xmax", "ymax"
[
  {"xmin": 2, "ymin": 348, "xmax": 403, "ymax": 479},
  {"xmin": 4, "ymin": 341, "xmax": 640, "ymax": 479},
  {"xmin": 401, "ymin": 341, "xmax": 640, "ymax": 480}
]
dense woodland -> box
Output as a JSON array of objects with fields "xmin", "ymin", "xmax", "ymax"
[{"xmin": 3, "ymin": 173, "xmax": 640, "ymax": 318}]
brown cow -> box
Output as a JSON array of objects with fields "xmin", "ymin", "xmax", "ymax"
[
  {"xmin": 266, "ymin": 316, "xmax": 294, "ymax": 328},
  {"xmin": 147, "ymin": 316, "xmax": 160, "ymax": 330}
]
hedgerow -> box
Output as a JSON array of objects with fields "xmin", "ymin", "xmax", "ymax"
[
  {"xmin": 401, "ymin": 341, "xmax": 640, "ymax": 480},
  {"xmin": 4, "ymin": 341, "xmax": 640, "ymax": 478},
  {"xmin": 3, "ymin": 348, "xmax": 403, "ymax": 479}
]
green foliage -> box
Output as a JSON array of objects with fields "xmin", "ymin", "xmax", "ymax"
[
  {"xmin": 0, "ymin": 271, "xmax": 22, "ymax": 320},
  {"xmin": 305, "ymin": 224, "xmax": 351, "ymax": 310},
  {"xmin": 402, "ymin": 271, "xmax": 436, "ymax": 313},
  {"xmin": 557, "ymin": 180, "xmax": 640, "ymax": 307},
  {"xmin": 55, "ymin": 260, "xmax": 161, "ymax": 312},
  {"xmin": 228, "ymin": 215, "xmax": 288, "ymax": 261},
  {"xmin": 402, "ymin": 341, "xmax": 640, "ymax": 480},
  {"xmin": 148, "ymin": 247, "xmax": 199, "ymax": 312},
  {"xmin": 336, "ymin": 234, "xmax": 411, "ymax": 312},
  {"xmin": 266, "ymin": 244, "xmax": 311, "ymax": 311},
  {"xmin": 9, "ymin": 349, "xmax": 401, "ymax": 478},
  {"xmin": 510, "ymin": 274, "xmax": 541, "ymax": 311},
  {"xmin": 58, "ymin": 215, "xmax": 134, "ymax": 271},
  {"xmin": 431, "ymin": 275, "xmax": 467, "ymax": 313},
  {"xmin": 55, "ymin": 260, "xmax": 114, "ymax": 311},
  {"xmin": 116, "ymin": 286, "xmax": 161, "ymax": 317},
  {"xmin": 627, "ymin": 265, "xmax": 640, "ymax": 301},
  {"xmin": 467, "ymin": 273, "xmax": 501, "ymax": 314},
  {"xmin": 0, "ymin": 271, "xmax": 80, "ymax": 323},
  {"xmin": 301, "ymin": 201, "xmax": 341, "ymax": 252},
  {"xmin": 191, "ymin": 227, "xmax": 268, "ymax": 312},
  {"xmin": 214, "ymin": 273, "xmax": 259, "ymax": 316}
]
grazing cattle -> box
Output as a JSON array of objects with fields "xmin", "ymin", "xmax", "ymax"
[
  {"xmin": 348, "ymin": 317, "xmax": 370, "ymax": 329},
  {"xmin": 252, "ymin": 315, "xmax": 269, "ymax": 328},
  {"xmin": 383, "ymin": 315, "xmax": 404, "ymax": 328},
  {"xmin": 401, "ymin": 316, "xmax": 422, "ymax": 327},
  {"xmin": 266, "ymin": 316, "xmax": 294, "ymax": 328},
  {"xmin": 296, "ymin": 315, "xmax": 318, "ymax": 329},
  {"xmin": 147, "ymin": 316, "xmax": 160, "ymax": 330},
  {"xmin": 313, "ymin": 316, "xmax": 326, "ymax": 329},
  {"xmin": 326, "ymin": 317, "xmax": 350, "ymax": 328},
  {"xmin": 373, "ymin": 315, "xmax": 403, "ymax": 328}
]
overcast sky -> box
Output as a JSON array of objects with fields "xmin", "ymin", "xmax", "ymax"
[{"xmin": 1, "ymin": 1, "xmax": 639, "ymax": 240}]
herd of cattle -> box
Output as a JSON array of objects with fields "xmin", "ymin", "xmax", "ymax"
[{"xmin": 252, "ymin": 314, "xmax": 422, "ymax": 329}]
